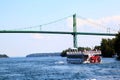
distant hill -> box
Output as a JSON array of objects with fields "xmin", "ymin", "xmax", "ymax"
[
  {"xmin": 26, "ymin": 52, "xmax": 60, "ymax": 57},
  {"xmin": 0, "ymin": 54, "xmax": 9, "ymax": 58}
]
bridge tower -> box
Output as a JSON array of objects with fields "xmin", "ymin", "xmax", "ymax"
[{"xmin": 73, "ymin": 14, "xmax": 77, "ymax": 48}]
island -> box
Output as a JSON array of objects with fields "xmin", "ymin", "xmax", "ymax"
[
  {"xmin": 0, "ymin": 54, "xmax": 9, "ymax": 58},
  {"xmin": 26, "ymin": 52, "xmax": 60, "ymax": 57}
]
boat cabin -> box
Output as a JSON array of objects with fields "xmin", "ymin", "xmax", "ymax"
[{"xmin": 66, "ymin": 48, "xmax": 102, "ymax": 64}]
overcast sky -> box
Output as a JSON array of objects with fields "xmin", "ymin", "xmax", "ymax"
[{"xmin": 0, "ymin": 0, "xmax": 120, "ymax": 57}]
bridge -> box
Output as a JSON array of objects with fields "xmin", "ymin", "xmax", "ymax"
[{"xmin": 0, "ymin": 14, "xmax": 117, "ymax": 48}]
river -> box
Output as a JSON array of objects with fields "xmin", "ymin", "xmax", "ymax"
[{"xmin": 0, "ymin": 56, "xmax": 120, "ymax": 80}]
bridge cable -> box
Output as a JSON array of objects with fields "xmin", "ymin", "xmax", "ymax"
[
  {"xmin": 12, "ymin": 15, "xmax": 73, "ymax": 30},
  {"xmin": 77, "ymin": 15, "xmax": 117, "ymax": 33}
]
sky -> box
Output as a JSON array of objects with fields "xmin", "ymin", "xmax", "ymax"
[{"xmin": 0, "ymin": 0, "xmax": 120, "ymax": 57}]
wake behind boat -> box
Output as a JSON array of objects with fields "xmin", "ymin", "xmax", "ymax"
[{"xmin": 66, "ymin": 48, "xmax": 101, "ymax": 64}]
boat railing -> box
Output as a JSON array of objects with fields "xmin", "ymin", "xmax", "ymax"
[
  {"xmin": 67, "ymin": 51, "xmax": 82, "ymax": 55},
  {"xmin": 83, "ymin": 50, "xmax": 101, "ymax": 55}
]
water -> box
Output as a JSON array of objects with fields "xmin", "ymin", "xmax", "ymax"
[{"xmin": 0, "ymin": 57, "xmax": 120, "ymax": 80}]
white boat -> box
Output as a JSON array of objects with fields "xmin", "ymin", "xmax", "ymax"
[{"xmin": 66, "ymin": 48, "xmax": 102, "ymax": 64}]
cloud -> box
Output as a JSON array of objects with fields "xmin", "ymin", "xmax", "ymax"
[
  {"xmin": 67, "ymin": 16, "xmax": 120, "ymax": 26},
  {"xmin": 96, "ymin": 16, "xmax": 120, "ymax": 26},
  {"xmin": 67, "ymin": 15, "xmax": 120, "ymax": 32}
]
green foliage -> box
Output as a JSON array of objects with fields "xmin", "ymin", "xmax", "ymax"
[
  {"xmin": 60, "ymin": 50, "xmax": 67, "ymax": 57},
  {"xmin": 114, "ymin": 32, "xmax": 120, "ymax": 57},
  {"xmin": 60, "ymin": 48, "xmax": 71, "ymax": 57},
  {"xmin": 101, "ymin": 38, "xmax": 115, "ymax": 57},
  {"xmin": 94, "ymin": 46, "xmax": 101, "ymax": 50},
  {"xmin": 100, "ymin": 32, "xmax": 120, "ymax": 58}
]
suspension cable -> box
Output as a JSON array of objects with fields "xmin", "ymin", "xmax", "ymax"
[
  {"xmin": 11, "ymin": 15, "xmax": 73, "ymax": 30},
  {"xmin": 77, "ymin": 15, "xmax": 117, "ymax": 32}
]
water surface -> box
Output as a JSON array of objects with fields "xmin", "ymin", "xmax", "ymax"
[{"xmin": 0, "ymin": 57, "xmax": 120, "ymax": 80}]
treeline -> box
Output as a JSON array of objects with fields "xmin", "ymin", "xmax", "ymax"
[
  {"xmin": 101, "ymin": 38, "xmax": 115, "ymax": 57},
  {"xmin": 101, "ymin": 32, "xmax": 120, "ymax": 59},
  {"xmin": 26, "ymin": 52, "xmax": 60, "ymax": 57},
  {"xmin": 61, "ymin": 32, "xmax": 120, "ymax": 59},
  {"xmin": 0, "ymin": 54, "xmax": 8, "ymax": 58},
  {"xmin": 114, "ymin": 32, "xmax": 120, "ymax": 59}
]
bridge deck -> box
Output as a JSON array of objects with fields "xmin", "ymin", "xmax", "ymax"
[{"xmin": 0, "ymin": 30, "xmax": 116, "ymax": 36}]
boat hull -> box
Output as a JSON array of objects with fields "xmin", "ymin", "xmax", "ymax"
[{"xmin": 67, "ymin": 54, "xmax": 101, "ymax": 64}]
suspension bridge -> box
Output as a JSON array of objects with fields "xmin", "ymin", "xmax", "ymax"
[{"xmin": 0, "ymin": 14, "xmax": 117, "ymax": 48}]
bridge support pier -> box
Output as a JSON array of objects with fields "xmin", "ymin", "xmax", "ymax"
[{"xmin": 73, "ymin": 14, "xmax": 77, "ymax": 48}]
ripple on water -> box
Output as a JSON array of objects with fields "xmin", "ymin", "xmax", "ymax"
[{"xmin": 0, "ymin": 57, "xmax": 120, "ymax": 80}]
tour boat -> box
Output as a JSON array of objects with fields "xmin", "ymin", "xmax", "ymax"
[{"xmin": 66, "ymin": 48, "xmax": 102, "ymax": 64}]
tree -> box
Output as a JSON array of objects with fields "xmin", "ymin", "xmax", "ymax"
[
  {"xmin": 101, "ymin": 38, "xmax": 115, "ymax": 57},
  {"xmin": 94, "ymin": 46, "xmax": 101, "ymax": 50},
  {"xmin": 114, "ymin": 32, "xmax": 120, "ymax": 58},
  {"xmin": 60, "ymin": 50, "xmax": 67, "ymax": 57},
  {"xmin": 60, "ymin": 48, "xmax": 71, "ymax": 57}
]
